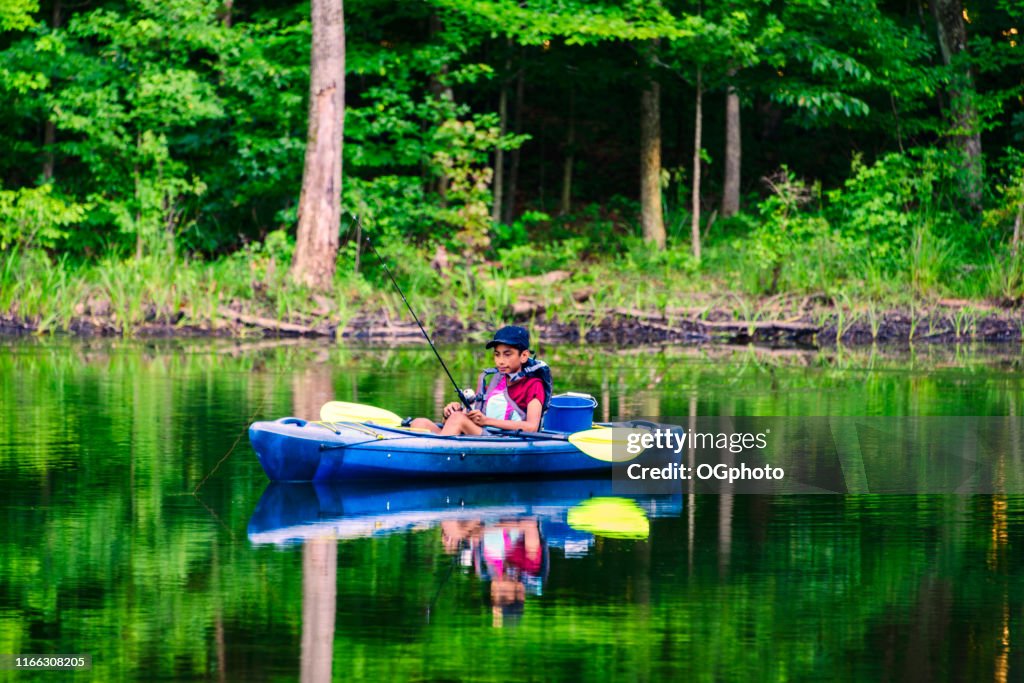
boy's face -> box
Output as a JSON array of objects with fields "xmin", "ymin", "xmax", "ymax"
[{"xmin": 492, "ymin": 344, "xmax": 528, "ymax": 374}]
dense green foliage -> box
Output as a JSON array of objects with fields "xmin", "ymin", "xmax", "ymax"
[{"xmin": 0, "ymin": 0, "xmax": 1023, "ymax": 316}]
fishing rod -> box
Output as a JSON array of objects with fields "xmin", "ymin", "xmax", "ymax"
[
  {"xmin": 425, "ymin": 552, "xmax": 459, "ymax": 624},
  {"xmin": 350, "ymin": 212, "xmax": 473, "ymax": 412}
]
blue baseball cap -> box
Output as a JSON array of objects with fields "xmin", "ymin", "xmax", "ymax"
[{"xmin": 485, "ymin": 325, "xmax": 530, "ymax": 351}]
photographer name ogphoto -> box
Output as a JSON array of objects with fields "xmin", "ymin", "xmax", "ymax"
[{"xmin": 625, "ymin": 461, "xmax": 786, "ymax": 482}]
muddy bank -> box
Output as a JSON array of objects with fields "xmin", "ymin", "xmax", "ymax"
[
  {"xmin": 3, "ymin": 299, "xmax": 1023, "ymax": 347},
  {"xmin": 534, "ymin": 305, "xmax": 1023, "ymax": 346}
]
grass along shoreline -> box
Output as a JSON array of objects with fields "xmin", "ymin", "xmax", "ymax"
[{"xmin": 3, "ymin": 250, "xmax": 1024, "ymax": 346}]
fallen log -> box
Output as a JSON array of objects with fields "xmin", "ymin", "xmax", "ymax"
[
  {"xmin": 217, "ymin": 307, "xmax": 318, "ymax": 334},
  {"xmin": 607, "ymin": 306, "xmax": 710, "ymax": 321},
  {"xmin": 699, "ymin": 320, "xmax": 819, "ymax": 332}
]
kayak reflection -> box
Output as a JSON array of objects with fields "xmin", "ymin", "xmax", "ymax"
[
  {"xmin": 247, "ymin": 478, "xmax": 680, "ymax": 546},
  {"xmin": 247, "ymin": 479, "xmax": 681, "ymax": 637}
]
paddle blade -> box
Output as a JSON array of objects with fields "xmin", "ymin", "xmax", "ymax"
[
  {"xmin": 567, "ymin": 427, "xmax": 649, "ymax": 462},
  {"xmin": 320, "ymin": 401, "xmax": 403, "ymax": 427},
  {"xmin": 567, "ymin": 498, "xmax": 650, "ymax": 539}
]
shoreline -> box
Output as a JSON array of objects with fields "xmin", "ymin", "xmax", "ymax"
[{"xmin": 3, "ymin": 299, "xmax": 1022, "ymax": 347}]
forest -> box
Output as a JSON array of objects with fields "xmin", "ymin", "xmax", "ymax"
[{"xmin": 0, "ymin": 0, "xmax": 1022, "ymax": 338}]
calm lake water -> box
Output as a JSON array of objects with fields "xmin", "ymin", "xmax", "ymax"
[{"xmin": 2, "ymin": 338, "xmax": 1024, "ymax": 681}]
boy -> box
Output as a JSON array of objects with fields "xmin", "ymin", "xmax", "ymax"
[{"xmin": 410, "ymin": 325, "xmax": 550, "ymax": 436}]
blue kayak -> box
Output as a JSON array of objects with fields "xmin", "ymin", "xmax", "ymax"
[{"xmin": 249, "ymin": 417, "xmax": 629, "ymax": 481}]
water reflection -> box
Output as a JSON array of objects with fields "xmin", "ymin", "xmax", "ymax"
[
  {"xmin": 247, "ymin": 479, "xmax": 681, "ymax": 545},
  {"xmin": 301, "ymin": 538, "xmax": 336, "ymax": 683},
  {"xmin": 7, "ymin": 340, "xmax": 1024, "ymax": 680},
  {"xmin": 248, "ymin": 479, "xmax": 681, "ymax": 638},
  {"xmin": 441, "ymin": 518, "xmax": 544, "ymax": 627}
]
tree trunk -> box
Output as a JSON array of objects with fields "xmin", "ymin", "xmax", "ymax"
[
  {"xmin": 931, "ymin": 0, "xmax": 983, "ymax": 209},
  {"xmin": 492, "ymin": 46, "xmax": 511, "ymax": 224},
  {"xmin": 42, "ymin": 120, "xmax": 55, "ymax": 182},
  {"xmin": 134, "ymin": 142, "xmax": 142, "ymax": 260},
  {"xmin": 560, "ymin": 87, "xmax": 574, "ymax": 216},
  {"xmin": 640, "ymin": 77, "xmax": 665, "ymax": 249},
  {"xmin": 292, "ymin": 363, "xmax": 335, "ymax": 421},
  {"xmin": 290, "ymin": 0, "xmax": 345, "ymax": 291},
  {"xmin": 300, "ymin": 538, "xmax": 337, "ymax": 683},
  {"xmin": 503, "ymin": 55, "xmax": 525, "ymax": 225},
  {"xmin": 1012, "ymin": 202, "xmax": 1023, "ymax": 258},
  {"xmin": 687, "ymin": 393, "xmax": 697, "ymax": 572},
  {"xmin": 721, "ymin": 74, "xmax": 741, "ymax": 217},
  {"xmin": 42, "ymin": 0, "xmax": 61, "ymax": 182},
  {"xmin": 433, "ymin": 67, "xmax": 453, "ymax": 206},
  {"xmin": 717, "ymin": 414, "xmax": 734, "ymax": 577},
  {"xmin": 492, "ymin": 80, "xmax": 507, "ymax": 223},
  {"xmin": 429, "ymin": 15, "xmax": 454, "ymax": 208},
  {"xmin": 691, "ymin": 66, "xmax": 703, "ymax": 261}
]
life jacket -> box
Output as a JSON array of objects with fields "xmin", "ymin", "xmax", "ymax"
[{"xmin": 473, "ymin": 358, "xmax": 553, "ymax": 421}]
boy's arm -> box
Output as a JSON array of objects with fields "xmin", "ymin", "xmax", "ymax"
[{"xmin": 481, "ymin": 399, "xmax": 543, "ymax": 432}]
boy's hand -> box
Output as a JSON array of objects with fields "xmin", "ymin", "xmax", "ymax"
[
  {"xmin": 467, "ymin": 410, "xmax": 488, "ymax": 426},
  {"xmin": 442, "ymin": 402, "xmax": 464, "ymax": 418}
]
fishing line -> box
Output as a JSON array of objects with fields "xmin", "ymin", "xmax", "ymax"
[
  {"xmin": 191, "ymin": 491, "xmax": 238, "ymax": 541},
  {"xmin": 349, "ymin": 212, "xmax": 472, "ymax": 411},
  {"xmin": 193, "ymin": 394, "xmax": 267, "ymax": 495},
  {"xmin": 426, "ymin": 550, "xmax": 461, "ymax": 624}
]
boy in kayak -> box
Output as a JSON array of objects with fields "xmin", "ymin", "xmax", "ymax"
[{"xmin": 410, "ymin": 325, "xmax": 551, "ymax": 436}]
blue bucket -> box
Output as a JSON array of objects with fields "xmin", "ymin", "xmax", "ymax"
[{"xmin": 543, "ymin": 394, "xmax": 598, "ymax": 433}]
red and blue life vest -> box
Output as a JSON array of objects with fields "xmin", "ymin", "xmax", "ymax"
[{"xmin": 472, "ymin": 358, "xmax": 552, "ymax": 421}]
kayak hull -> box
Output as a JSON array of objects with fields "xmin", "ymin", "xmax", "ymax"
[{"xmin": 249, "ymin": 417, "xmax": 616, "ymax": 481}]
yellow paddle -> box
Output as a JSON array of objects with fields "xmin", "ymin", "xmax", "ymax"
[
  {"xmin": 567, "ymin": 497, "xmax": 650, "ymax": 539},
  {"xmin": 319, "ymin": 401, "xmax": 650, "ymax": 461},
  {"xmin": 320, "ymin": 401, "xmax": 404, "ymax": 427},
  {"xmin": 567, "ymin": 427, "xmax": 648, "ymax": 462}
]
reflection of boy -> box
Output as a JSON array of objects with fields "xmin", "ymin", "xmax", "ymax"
[
  {"xmin": 438, "ymin": 518, "xmax": 546, "ymax": 627},
  {"xmin": 477, "ymin": 519, "xmax": 544, "ymax": 627},
  {"xmin": 480, "ymin": 523, "xmax": 543, "ymax": 576},
  {"xmin": 410, "ymin": 326, "xmax": 549, "ymax": 436},
  {"xmin": 490, "ymin": 578, "xmax": 526, "ymax": 628},
  {"xmin": 441, "ymin": 520, "xmax": 481, "ymax": 557}
]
